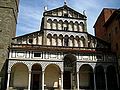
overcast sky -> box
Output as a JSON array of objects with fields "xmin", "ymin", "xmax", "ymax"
[{"xmin": 16, "ymin": 0, "xmax": 120, "ymax": 36}]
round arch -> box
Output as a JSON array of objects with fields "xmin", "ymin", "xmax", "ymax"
[
  {"xmin": 31, "ymin": 63, "xmax": 42, "ymax": 90},
  {"xmin": 47, "ymin": 34, "xmax": 52, "ymax": 45},
  {"xmin": 68, "ymin": 21, "xmax": 73, "ymax": 31},
  {"xmin": 95, "ymin": 65, "xmax": 106, "ymax": 90},
  {"xmin": 44, "ymin": 64, "xmax": 61, "ymax": 89},
  {"xmin": 58, "ymin": 20, "xmax": 63, "ymax": 30},
  {"xmin": 58, "ymin": 34, "xmax": 63, "ymax": 46},
  {"xmin": 80, "ymin": 36, "xmax": 85, "ymax": 47},
  {"xmin": 63, "ymin": 20, "xmax": 68, "ymax": 31},
  {"xmin": 74, "ymin": 21, "xmax": 79, "ymax": 31},
  {"xmin": 63, "ymin": 54, "xmax": 77, "ymax": 89},
  {"xmin": 75, "ymin": 36, "xmax": 80, "ymax": 47},
  {"xmin": 79, "ymin": 22, "xmax": 84, "ymax": 32},
  {"xmin": 52, "ymin": 34, "xmax": 58, "ymax": 46},
  {"xmin": 79, "ymin": 64, "xmax": 94, "ymax": 89},
  {"xmin": 10, "ymin": 63, "xmax": 29, "ymax": 89},
  {"xmin": 52, "ymin": 19, "xmax": 57, "ymax": 29},
  {"xmin": 69, "ymin": 35, "xmax": 74, "ymax": 47},
  {"xmin": 47, "ymin": 19, "xmax": 52, "ymax": 29}
]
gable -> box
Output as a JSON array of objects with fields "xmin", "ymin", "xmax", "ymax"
[{"xmin": 44, "ymin": 5, "xmax": 86, "ymax": 19}]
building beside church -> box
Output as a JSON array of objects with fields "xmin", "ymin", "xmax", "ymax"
[
  {"xmin": 0, "ymin": 0, "xmax": 119, "ymax": 90},
  {"xmin": 94, "ymin": 8, "xmax": 120, "ymax": 78}
]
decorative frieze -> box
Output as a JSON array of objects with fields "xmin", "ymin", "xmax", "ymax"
[
  {"xmin": 9, "ymin": 50, "xmax": 116, "ymax": 63},
  {"xmin": 46, "ymin": 16, "xmax": 85, "ymax": 24}
]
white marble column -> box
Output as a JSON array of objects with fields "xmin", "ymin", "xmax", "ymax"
[
  {"xmin": 42, "ymin": 71, "xmax": 45, "ymax": 90},
  {"xmin": 28, "ymin": 71, "xmax": 31, "ymax": 90},
  {"xmin": 94, "ymin": 71, "xmax": 96, "ymax": 90},
  {"xmin": 61, "ymin": 72, "xmax": 63, "ymax": 90},
  {"xmin": 6, "ymin": 72, "xmax": 11, "ymax": 90},
  {"xmin": 77, "ymin": 72, "xmax": 79, "ymax": 90}
]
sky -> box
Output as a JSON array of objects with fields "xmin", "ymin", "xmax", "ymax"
[{"xmin": 16, "ymin": 0, "xmax": 120, "ymax": 36}]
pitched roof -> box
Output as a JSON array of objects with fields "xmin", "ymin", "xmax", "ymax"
[
  {"xmin": 43, "ymin": 5, "xmax": 87, "ymax": 18},
  {"xmin": 104, "ymin": 9, "xmax": 120, "ymax": 27}
]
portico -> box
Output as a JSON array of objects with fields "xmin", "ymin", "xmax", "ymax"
[{"xmin": 6, "ymin": 52, "xmax": 119, "ymax": 90}]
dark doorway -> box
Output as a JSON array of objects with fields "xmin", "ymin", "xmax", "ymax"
[
  {"xmin": 95, "ymin": 66, "xmax": 106, "ymax": 90},
  {"xmin": 32, "ymin": 74, "xmax": 41, "ymax": 90},
  {"xmin": 31, "ymin": 64, "xmax": 42, "ymax": 90},
  {"xmin": 63, "ymin": 71, "xmax": 71, "ymax": 89},
  {"xmin": 107, "ymin": 66, "xmax": 118, "ymax": 90}
]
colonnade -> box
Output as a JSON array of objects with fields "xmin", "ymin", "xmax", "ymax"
[
  {"xmin": 47, "ymin": 34, "xmax": 88, "ymax": 47},
  {"xmin": 47, "ymin": 19, "xmax": 84, "ymax": 32},
  {"xmin": 6, "ymin": 61, "xmax": 119, "ymax": 90}
]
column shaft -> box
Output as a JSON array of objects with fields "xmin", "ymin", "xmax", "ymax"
[
  {"xmin": 94, "ymin": 72, "xmax": 96, "ymax": 90},
  {"xmin": 105, "ymin": 72, "xmax": 108, "ymax": 90},
  {"xmin": 77, "ymin": 72, "xmax": 79, "ymax": 90},
  {"xmin": 6, "ymin": 73, "xmax": 10, "ymax": 90},
  {"xmin": 61, "ymin": 72, "xmax": 63, "ymax": 90},
  {"xmin": 28, "ymin": 71, "xmax": 31, "ymax": 90},
  {"xmin": 42, "ymin": 71, "xmax": 45, "ymax": 90}
]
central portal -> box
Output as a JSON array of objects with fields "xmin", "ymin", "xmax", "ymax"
[
  {"xmin": 32, "ymin": 74, "xmax": 41, "ymax": 90},
  {"xmin": 63, "ymin": 71, "xmax": 71, "ymax": 89},
  {"xmin": 63, "ymin": 54, "xmax": 77, "ymax": 89},
  {"xmin": 31, "ymin": 64, "xmax": 42, "ymax": 90}
]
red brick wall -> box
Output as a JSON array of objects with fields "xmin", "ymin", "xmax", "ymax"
[{"xmin": 94, "ymin": 8, "xmax": 115, "ymax": 41}]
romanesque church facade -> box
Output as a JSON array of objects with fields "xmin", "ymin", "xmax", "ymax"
[{"xmin": 4, "ymin": 2, "xmax": 119, "ymax": 90}]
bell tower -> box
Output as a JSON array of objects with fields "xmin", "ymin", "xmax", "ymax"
[{"xmin": 0, "ymin": 0, "xmax": 19, "ymax": 89}]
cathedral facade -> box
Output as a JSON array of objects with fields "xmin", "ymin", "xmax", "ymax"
[{"xmin": 6, "ymin": 4, "xmax": 119, "ymax": 90}]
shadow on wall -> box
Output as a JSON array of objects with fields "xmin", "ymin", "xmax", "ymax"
[{"xmin": 0, "ymin": 60, "xmax": 8, "ymax": 90}]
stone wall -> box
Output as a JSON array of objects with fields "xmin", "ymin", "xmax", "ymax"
[{"xmin": 0, "ymin": 0, "xmax": 19, "ymax": 89}]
